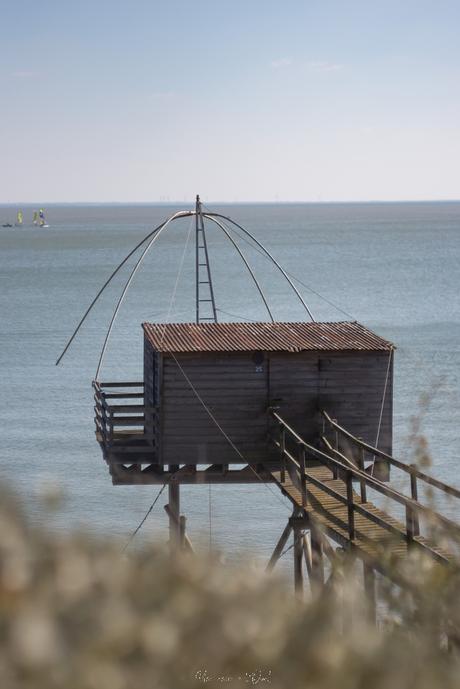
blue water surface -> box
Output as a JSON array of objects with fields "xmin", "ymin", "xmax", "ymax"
[{"xmin": 0, "ymin": 202, "xmax": 459, "ymax": 567}]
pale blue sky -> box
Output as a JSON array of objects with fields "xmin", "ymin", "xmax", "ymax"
[{"xmin": 1, "ymin": 0, "xmax": 459, "ymax": 202}]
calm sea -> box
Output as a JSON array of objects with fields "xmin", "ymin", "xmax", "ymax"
[{"xmin": 1, "ymin": 202, "xmax": 459, "ymax": 563}]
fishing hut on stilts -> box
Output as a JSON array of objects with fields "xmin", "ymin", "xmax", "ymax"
[{"xmin": 58, "ymin": 196, "xmax": 460, "ymax": 611}]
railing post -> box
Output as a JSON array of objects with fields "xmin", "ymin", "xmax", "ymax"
[
  {"xmin": 280, "ymin": 425, "xmax": 286, "ymax": 483},
  {"xmin": 346, "ymin": 471, "xmax": 355, "ymax": 541},
  {"xmin": 358, "ymin": 439, "xmax": 367, "ymax": 503},
  {"xmin": 298, "ymin": 443, "xmax": 307, "ymax": 509},
  {"xmin": 293, "ymin": 527, "xmax": 304, "ymax": 600},
  {"xmin": 310, "ymin": 525, "xmax": 325, "ymax": 591},
  {"xmin": 363, "ymin": 563, "xmax": 376, "ymax": 625},
  {"xmin": 108, "ymin": 409, "xmax": 114, "ymax": 445},
  {"xmin": 179, "ymin": 515, "xmax": 187, "ymax": 551},
  {"xmin": 405, "ymin": 504, "xmax": 415, "ymax": 546},
  {"xmin": 168, "ymin": 479, "xmax": 181, "ymax": 553},
  {"xmin": 409, "ymin": 465, "xmax": 420, "ymax": 536},
  {"xmin": 332, "ymin": 419, "xmax": 339, "ymax": 479},
  {"xmin": 410, "ymin": 465, "xmax": 418, "ymax": 500}
]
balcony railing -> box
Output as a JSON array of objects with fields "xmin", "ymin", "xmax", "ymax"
[{"xmin": 93, "ymin": 381, "xmax": 158, "ymax": 463}]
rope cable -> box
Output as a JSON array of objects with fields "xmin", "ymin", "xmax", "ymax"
[
  {"xmin": 159, "ymin": 215, "xmax": 194, "ymax": 345},
  {"xmin": 370, "ymin": 347, "xmax": 394, "ymax": 477},
  {"xmin": 203, "ymin": 214, "xmax": 274, "ymax": 323},
  {"xmin": 203, "ymin": 211, "xmax": 315, "ymax": 322},
  {"xmin": 279, "ymin": 530, "xmax": 307, "ymax": 560},
  {"xmin": 216, "ymin": 308, "xmax": 261, "ymax": 323},
  {"xmin": 122, "ymin": 481, "xmax": 168, "ymax": 553},
  {"xmin": 95, "ymin": 211, "xmax": 189, "ymax": 380},
  {"xmin": 152, "ymin": 213, "xmax": 291, "ymax": 525},
  {"xmin": 167, "ymin": 352, "xmax": 292, "ymax": 513},
  {"xmin": 55, "ymin": 221, "xmax": 167, "ymax": 366},
  {"xmin": 99, "ymin": 217, "xmax": 194, "ymax": 551},
  {"xmin": 229, "ymin": 226, "xmax": 356, "ymax": 320},
  {"xmin": 149, "ymin": 216, "xmax": 286, "ymax": 546},
  {"xmin": 201, "ymin": 204, "xmax": 356, "ymax": 322}
]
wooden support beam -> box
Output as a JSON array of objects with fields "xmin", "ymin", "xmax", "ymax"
[
  {"xmin": 302, "ymin": 534, "xmax": 313, "ymax": 580},
  {"xmin": 265, "ymin": 521, "xmax": 292, "ymax": 573},
  {"xmin": 293, "ymin": 529, "xmax": 304, "ymax": 600},
  {"xmin": 310, "ymin": 525, "xmax": 325, "ymax": 592},
  {"xmin": 363, "ymin": 562, "xmax": 376, "ymax": 624},
  {"xmin": 111, "ymin": 464, "xmax": 276, "ymax": 485},
  {"xmin": 179, "ymin": 515, "xmax": 186, "ymax": 550},
  {"xmin": 164, "ymin": 505, "xmax": 195, "ymax": 554},
  {"xmin": 318, "ymin": 532, "xmax": 337, "ymax": 566},
  {"xmin": 167, "ymin": 469, "xmax": 180, "ymax": 552}
]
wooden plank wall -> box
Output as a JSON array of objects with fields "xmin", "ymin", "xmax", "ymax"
[
  {"xmin": 269, "ymin": 351, "xmax": 393, "ymax": 454},
  {"xmin": 143, "ymin": 338, "xmax": 393, "ymax": 465},
  {"xmin": 319, "ymin": 351, "xmax": 393, "ymax": 454},
  {"xmin": 144, "ymin": 339, "xmax": 155, "ymax": 408},
  {"xmin": 160, "ymin": 352, "xmax": 270, "ymax": 465},
  {"xmin": 143, "ymin": 339, "xmax": 156, "ymax": 447}
]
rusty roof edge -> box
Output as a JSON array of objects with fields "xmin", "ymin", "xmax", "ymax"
[{"xmin": 141, "ymin": 321, "xmax": 395, "ymax": 353}]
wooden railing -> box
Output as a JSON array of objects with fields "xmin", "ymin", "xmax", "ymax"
[
  {"xmin": 269, "ymin": 409, "xmax": 460, "ymax": 564},
  {"xmin": 93, "ymin": 381, "xmax": 158, "ymax": 458},
  {"xmin": 322, "ymin": 410, "xmax": 460, "ymax": 504}
]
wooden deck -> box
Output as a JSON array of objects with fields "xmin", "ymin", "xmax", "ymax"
[
  {"xmin": 94, "ymin": 381, "xmax": 158, "ymax": 464},
  {"xmin": 265, "ymin": 410, "xmax": 459, "ymax": 584},
  {"xmin": 268, "ymin": 465, "xmax": 452, "ymax": 577},
  {"xmin": 93, "ymin": 382, "xmax": 458, "ymax": 586}
]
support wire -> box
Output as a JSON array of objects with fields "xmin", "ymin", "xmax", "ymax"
[
  {"xmin": 95, "ymin": 210, "xmax": 190, "ymax": 379},
  {"xmin": 203, "ymin": 212, "xmax": 315, "ymax": 321},
  {"xmin": 56, "ymin": 210, "xmax": 194, "ymax": 367},
  {"xmin": 202, "ymin": 203, "xmax": 356, "ymax": 322},
  {"xmin": 204, "ymin": 214, "xmax": 274, "ymax": 322},
  {"xmin": 370, "ymin": 347, "xmax": 394, "ymax": 477},
  {"xmin": 122, "ymin": 481, "xmax": 168, "ymax": 553}
]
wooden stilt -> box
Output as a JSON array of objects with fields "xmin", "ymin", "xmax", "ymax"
[
  {"xmin": 266, "ymin": 521, "xmax": 292, "ymax": 572},
  {"xmin": 168, "ymin": 475, "xmax": 180, "ymax": 552},
  {"xmin": 293, "ymin": 528, "xmax": 304, "ymax": 599},
  {"xmin": 302, "ymin": 533, "xmax": 313, "ymax": 579},
  {"xmin": 179, "ymin": 515, "xmax": 186, "ymax": 550},
  {"xmin": 319, "ymin": 532, "xmax": 337, "ymax": 565},
  {"xmin": 164, "ymin": 505, "xmax": 195, "ymax": 553},
  {"xmin": 363, "ymin": 562, "xmax": 376, "ymax": 624},
  {"xmin": 310, "ymin": 525, "xmax": 325, "ymax": 592}
]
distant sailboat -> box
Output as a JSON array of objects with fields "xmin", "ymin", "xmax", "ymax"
[
  {"xmin": 33, "ymin": 211, "xmax": 39, "ymax": 226},
  {"xmin": 38, "ymin": 208, "xmax": 49, "ymax": 228},
  {"xmin": 15, "ymin": 210, "xmax": 23, "ymax": 226}
]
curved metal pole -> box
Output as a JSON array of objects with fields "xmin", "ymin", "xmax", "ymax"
[
  {"xmin": 56, "ymin": 212, "xmax": 194, "ymax": 366},
  {"xmin": 94, "ymin": 211, "xmax": 192, "ymax": 380},
  {"xmin": 205, "ymin": 212, "xmax": 315, "ymax": 322},
  {"xmin": 203, "ymin": 214, "xmax": 274, "ymax": 323}
]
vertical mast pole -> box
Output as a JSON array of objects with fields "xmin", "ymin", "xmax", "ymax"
[
  {"xmin": 195, "ymin": 194, "xmax": 218, "ymax": 324},
  {"xmin": 195, "ymin": 195, "xmax": 200, "ymax": 325}
]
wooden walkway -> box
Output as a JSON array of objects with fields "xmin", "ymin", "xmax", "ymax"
[
  {"xmin": 264, "ymin": 411, "xmax": 458, "ymax": 585},
  {"xmin": 269, "ymin": 465, "xmax": 451, "ymax": 576}
]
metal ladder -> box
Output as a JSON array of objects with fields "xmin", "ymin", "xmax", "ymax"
[{"xmin": 195, "ymin": 195, "xmax": 218, "ymax": 324}]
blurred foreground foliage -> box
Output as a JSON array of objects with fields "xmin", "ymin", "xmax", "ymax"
[{"xmin": 1, "ymin": 487, "xmax": 460, "ymax": 689}]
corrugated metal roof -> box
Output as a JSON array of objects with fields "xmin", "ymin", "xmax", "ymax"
[{"xmin": 142, "ymin": 321, "xmax": 394, "ymax": 353}]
